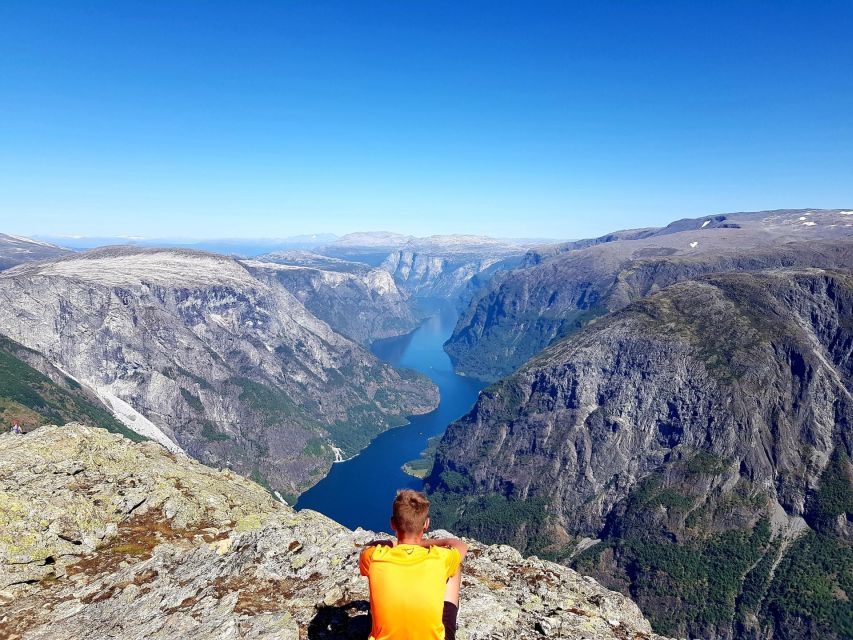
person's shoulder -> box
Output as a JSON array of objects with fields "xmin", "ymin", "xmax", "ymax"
[{"xmin": 429, "ymin": 545, "xmax": 460, "ymax": 559}]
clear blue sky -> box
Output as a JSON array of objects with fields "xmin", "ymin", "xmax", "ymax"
[{"xmin": 1, "ymin": 1, "xmax": 851, "ymax": 240}]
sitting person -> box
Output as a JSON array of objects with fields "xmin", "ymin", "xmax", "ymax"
[{"xmin": 359, "ymin": 489, "xmax": 467, "ymax": 640}]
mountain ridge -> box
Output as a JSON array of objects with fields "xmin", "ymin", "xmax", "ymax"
[
  {"xmin": 428, "ymin": 267, "xmax": 853, "ymax": 639},
  {"xmin": 446, "ymin": 209, "xmax": 853, "ymax": 381},
  {"xmin": 0, "ymin": 247, "xmax": 437, "ymax": 501}
]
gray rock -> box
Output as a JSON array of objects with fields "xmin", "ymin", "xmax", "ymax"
[
  {"xmin": 243, "ymin": 253, "xmax": 419, "ymax": 345},
  {"xmin": 428, "ymin": 268, "xmax": 853, "ymax": 639},
  {"xmin": 446, "ymin": 209, "xmax": 853, "ymax": 381},
  {"xmin": 0, "ymin": 247, "xmax": 437, "ymax": 498},
  {"xmin": 0, "ymin": 424, "xmax": 673, "ymax": 640}
]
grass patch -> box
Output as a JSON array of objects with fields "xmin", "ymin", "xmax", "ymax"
[{"xmin": 0, "ymin": 336, "xmax": 144, "ymax": 442}]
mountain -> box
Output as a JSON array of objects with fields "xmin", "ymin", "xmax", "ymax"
[
  {"xmin": 318, "ymin": 233, "xmax": 531, "ymax": 303},
  {"xmin": 446, "ymin": 209, "xmax": 853, "ymax": 381},
  {"xmin": 318, "ymin": 231, "xmax": 414, "ymax": 266},
  {"xmin": 426, "ymin": 268, "xmax": 853, "ymax": 639},
  {"xmin": 0, "ymin": 233, "xmax": 71, "ymax": 270},
  {"xmin": 243, "ymin": 251, "xmax": 419, "ymax": 345},
  {"xmin": 0, "ymin": 423, "xmax": 672, "ymax": 640},
  {"xmin": 32, "ymin": 234, "xmax": 340, "ymax": 257},
  {"xmin": 380, "ymin": 235, "xmax": 528, "ymax": 303},
  {"xmin": 0, "ymin": 334, "xmax": 143, "ymax": 442},
  {"xmin": 0, "ymin": 247, "xmax": 437, "ymax": 501}
]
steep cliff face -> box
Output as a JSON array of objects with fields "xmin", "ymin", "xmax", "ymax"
[
  {"xmin": 0, "ymin": 335, "xmax": 143, "ymax": 442},
  {"xmin": 0, "ymin": 248, "xmax": 437, "ymax": 500},
  {"xmin": 380, "ymin": 235, "xmax": 526, "ymax": 302},
  {"xmin": 446, "ymin": 209, "xmax": 853, "ymax": 381},
  {"xmin": 0, "ymin": 233, "xmax": 71, "ymax": 270},
  {"xmin": 244, "ymin": 251, "xmax": 419, "ymax": 345},
  {"xmin": 427, "ymin": 269, "xmax": 853, "ymax": 639},
  {"xmin": 0, "ymin": 424, "xmax": 673, "ymax": 640}
]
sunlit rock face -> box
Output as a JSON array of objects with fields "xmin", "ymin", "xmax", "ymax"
[
  {"xmin": 446, "ymin": 209, "xmax": 853, "ymax": 381},
  {"xmin": 0, "ymin": 247, "xmax": 437, "ymax": 499},
  {"xmin": 380, "ymin": 235, "xmax": 527, "ymax": 303},
  {"xmin": 243, "ymin": 251, "xmax": 419, "ymax": 345},
  {"xmin": 0, "ymin": 424, "xmax": 673, "ymax": 640}
]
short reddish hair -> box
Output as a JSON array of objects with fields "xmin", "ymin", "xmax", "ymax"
[{"xmin": 392, "ymin": 489, "xmax": 430, "ymax": 535}]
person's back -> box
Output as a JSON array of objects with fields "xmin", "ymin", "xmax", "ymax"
[{"xmin": 360, "ymin": 490, "xmax": 467, "ymax": 640}]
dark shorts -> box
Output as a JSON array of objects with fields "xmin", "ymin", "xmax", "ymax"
[{"xmin": 442, "ymin": 602, "xmax": 458, "ymax": 640}]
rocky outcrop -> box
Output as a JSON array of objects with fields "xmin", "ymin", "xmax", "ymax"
[
  {"xmin": 0, "ymin": 424, "xmax": 672, "ymax": 640},
  {"xmin": 0, "ymin": 233, "xmax": 71, "ymax": 271},
  {"xmin": 446, "ymin": 209, "xmax": 853, "ymax": 381},
  {"xmin": 428, "ymin": 269, "xmax": 853, "ymax": 639},
  {"xmin": 244, "ymin": 252, "xmax": 419, "ymax": 345},
  {"xmin": 0, "ymin": 247, "xmax": 437, "ymax": 500}
]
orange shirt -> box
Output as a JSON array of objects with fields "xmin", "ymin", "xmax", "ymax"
[{"xmin": 360, "ymin": 543, "xmax": 461, "ymax": 640}]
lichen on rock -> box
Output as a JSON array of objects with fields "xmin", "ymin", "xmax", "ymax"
[{"xmin": 0, "ymin": 424, "xmax": 674, "ymax": 640}]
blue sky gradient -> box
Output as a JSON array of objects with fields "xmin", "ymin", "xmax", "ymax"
[{"xmin": 1, "ymin": 1, "xmax": 851, "ymax": 239}]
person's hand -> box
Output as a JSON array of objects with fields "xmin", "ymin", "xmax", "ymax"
[{"xmin": 365, "ymin": 539, "xmax": 395, "ymax": 548}]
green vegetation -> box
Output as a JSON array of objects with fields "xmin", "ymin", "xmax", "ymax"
[
  {"xmin": 761, "ymin": 531, "xmax": 853, "ymax": 639},
  {"xmin": 324, "ymin": 404, "xmax": 406, "ymax": 457},
  {"xmin": 0, "ymin": 336, "xmax": 144, "ymax": 442},
  {"xmin": 749, "ymin": 446, "xmax": 853, "ymax": 638},
  {"xmin": 179, "ymin": 388, "xmax": 203, "ymax": 412},
  {"xmin": 161, "ymin": 365, "xmax": 212, "ymax": 390},
  {"xmin": 736, "ymin": 538, "xmax": 781, "ymax": 625},
  {"xmin": 574, "ymin": 514, "xmax": 773, "ymax": 637},
  {"xmin": 807, "ymin": 448, "xmax": 853, "ymax": 531},
  {"xmin": 684, "ymin": 451, "xmax": 729, "ymax": 476},
  {"xmin": 302, "ymin": 436, "xmax": 327, "ymax": 458},
  {"xmin": 428, "ymin": 489, "xmax": 555, "ymax": 556},
  {"xmin": 200, "ymin": 420, "xmax": 230, "ymax": 442},
  {"xmin": 402, "ymin": 435, "xmax": 441, "ymax": 478},
  {"xmin": 233, "ymin": 377, "xmax": 301, "ymax": 419}
]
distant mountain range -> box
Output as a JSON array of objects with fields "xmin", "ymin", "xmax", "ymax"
[{"xmin": 31, "ymin": 234, "xmax": 341, "ymax": 257}]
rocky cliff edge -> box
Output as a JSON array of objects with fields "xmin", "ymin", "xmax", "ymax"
[{"xmin": 0, "ymin": 424, "xmax": 672, "ymax": 640}]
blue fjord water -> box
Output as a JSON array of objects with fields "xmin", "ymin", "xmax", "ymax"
[{"xmin": 295, "ymin": 305, "xmax": 485, "ymax": 532}]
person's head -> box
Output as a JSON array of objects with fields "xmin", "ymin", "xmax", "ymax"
[{"xmin": 390, "ymin": 489, "xmax": 430, "ymax": 539}]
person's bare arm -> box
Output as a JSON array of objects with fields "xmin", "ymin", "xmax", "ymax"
[
  {"xmin": 417, "ymin": 537, "xmax": 468, "ymax": 560},
  {"xmin": 364, "ymin": 539, "xmax": 395, "ymax": 548}
]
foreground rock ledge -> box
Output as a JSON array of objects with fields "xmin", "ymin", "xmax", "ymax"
[{"xmin": 0, "ymin": 425, "xmax": 673, "ymax": 640}]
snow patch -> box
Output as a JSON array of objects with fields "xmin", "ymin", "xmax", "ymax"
[
  {"xmin": 273, "ymin": 491, "xmax": 288, "ymax": 506},
  {"xmin": 95, "ymin": 386, "xmax": 185, "ymax": 455},
  {"xmin": 799, "ymin": 217, "xmax": 807, "ymax": 221},
  {"xmin": 689, "ymin": 241, "xmax": 698, "ymax": 248},
  {"xmin": 803, "ymin": 221, "xmax": 817, "ymax": 226},
  {"xmin": 839, "ymin": 211, "xmax": 853, "ymax": 215},
  {"xmin": 701, "ymin": 220, "xmax": 710, "ymax": 228}
]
